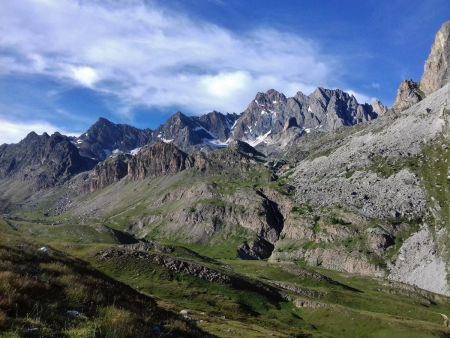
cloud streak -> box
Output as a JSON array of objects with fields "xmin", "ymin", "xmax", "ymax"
[{"xmin": 0, "ymin": 0, "xmax": 337, "ymax": 116}]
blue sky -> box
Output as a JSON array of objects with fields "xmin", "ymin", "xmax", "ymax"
[{"xmin": 0, "ymin": 0, "xmax": 448, "ymax": 143}]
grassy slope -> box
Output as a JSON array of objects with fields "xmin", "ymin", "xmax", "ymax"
[
  {"xmin": 74, "ymin": 244, "xmax": 450, "ymax": 338},
  {"xmin": 0, "ymin": 229, "xmax": 206, "ymax": 338}
]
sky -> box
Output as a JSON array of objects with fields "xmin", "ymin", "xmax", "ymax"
[{"xmin": 0, "ymin": 0, "xmax": 448, "ymax": 144}]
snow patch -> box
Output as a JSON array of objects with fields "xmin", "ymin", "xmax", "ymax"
[
  {"xmin": 246, "ymin": 130, "xmax": 272, "ymax": 147},
  {"xmin": 193, "ymin": 126, "xmax": 215, "ymax": 138},
  {"xmin": 161, "ymin": 138, "xmax": 174, "ymax": 143},
  {"xmin": 203, "ymin": 138, "xmax": 227, "ymax": 148},
  {"xmin": 130, "ymin": 147, "xmax": 141, "ymax": 155},
  {"xmin": 308, "ymin": 106, "xmax": 312, "ymax": 113}
]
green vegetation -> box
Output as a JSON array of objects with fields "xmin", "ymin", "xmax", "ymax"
[
  {"xmin": 211, "ymin": 167, "xmax": 271, "ymax": 195},
  {"xmin": 0, "ymin": 233, "xmax": 202, "ymax": 338},
  {"xmin": 418, "ymin": 133, "xmax": 449, "ymax": 230},
  {"xmin": 2, "ymin": 215, "xmax": 450, "ymax": 337},
  {"xmin": 366, "ymin": 155, "xmax": 419, "ymax": 178}
]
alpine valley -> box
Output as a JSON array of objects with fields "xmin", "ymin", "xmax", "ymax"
[{"xmin": 0, "ymin": 20, "xmax": 449, "ymax": 338}]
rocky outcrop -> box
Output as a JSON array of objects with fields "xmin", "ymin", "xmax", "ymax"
[
  {"xmin": 97, "ymin": 248, "xmax": 232, "ymax": 284},
  {"xmin": 127, "ymin": 142, "xmax": 193, "ymax": 180},
  {"xmin": 237, "ymin": 237, "xmax": 274, "ymax": 260},
  {"xmin": 392, "ymin": 80, "xmax": 424, "ymax": 112},
  {"xmin": 75, "ymin": 117, "xmax": 152, "ymax": 161},
  {"xmin": 371, "ymin": 100, "xmax": 388, "ymax": 116},
  {"xmin": 88, "ymin": 153, "xmax": 131, "ymax": 192},
  {"xmin": 389, "ymin": 226, "xmax": 450, "ymax": 296},
  {"xmin": 271, "ymin": 246, "xmax": 384, "ymax": 277},
  {"xmin": 420, "ymin": 21, "xmax": 450, "ymax": 95},
  {"xmin": 0, "ymin": 132, "xmax": 95, "ymax": 189},
  {"xmin": 392, "ymin": 21, "xmax": 450, "ymax": 112},
  {"xmin": 365, "ymin": 227, "xmax": 395, "ymax": 256}
]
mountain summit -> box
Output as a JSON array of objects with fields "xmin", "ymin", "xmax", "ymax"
[
  {"xmin": 393, "ymin": 20, "xmax": 450, "ymax": 111},
  {"xmin": 420, "ymin": 20, "xmax": 450, "ymax": 95}
]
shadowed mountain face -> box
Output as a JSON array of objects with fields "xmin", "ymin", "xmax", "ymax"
[
  {"xmin": 75, "ymin": 117, "xmax": 153, "ymax": 161},
  {"xmin": 151, "ymin": 111, "xmax": 239, "ymax": 151},
  {"xmin": 0, "ymin": 132, "xmax": 96, "ymax": 189}
]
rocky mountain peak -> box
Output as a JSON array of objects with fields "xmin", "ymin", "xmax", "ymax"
[
  {"xmin": 168, "ymin": 111, "xmax": 192, "ymax": 126},
  {"xmin": 22, "ymin": 131, "xmax": 48, "ymax": 143},
  {"xmin": 393, "ymin": 21, "xmax": 450, "ymax": 112},
  {"xmin": 252, "ymin": 89, "xmax": 287, "ymax": 108},
  {"xmin": 420, "ymin": 20, "xmax": 450, "ymax": 95},
  {"xmin": 76, "ymin": 117, "xmax": 152, "ymax": 161},
  {"xmin": 0, "ymin": 132, "xmax": 95, "ymax": 189},
  {"xmin": 392, "ymin": 79, "xmax": 424, "ymax": 112},
  {"xmin": 232, "ymin": 86, "xmax": 380, "ymax": 143},
  {"xmin": 197, "ymin": 111, "xmax": 238, "ymax": 141},
  {"xmin": 371, "ymin": 100, "xmax": 388, "ymax": 116}
]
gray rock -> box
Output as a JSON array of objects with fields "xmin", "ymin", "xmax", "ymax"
[
  {"xmin": 392, "ymin": 79, "xmax": 423, "ymax": 112},
  {"xmin": 128, "ymin": 142, "xmax": 193, "ymax": 180},
  {"xmin": 75, "ymin": 117, "xmax": 152, "ymax": 161},
  {"xmin": 88, "ymin": 153, "xmax": 131, "ymax": 192},
  {"xmin": 292, "ymin": 85, "xmax": 449, "ymax": 220},
  {"xmin": 420, "ymin": 21, "xmax": 450, "ymax": 95},
  {"xmin": 232, "ymin": 88, "xmax": 380, "ymax": 143},
  {"xmin": 389, "ymin": 226, "xmax": 450, "ymax": 296},
  {"xmin": 371, "ymin": 100, "xmax": 388, "ymax": 116},
  {"xmin": 237, "ymin": 237, "xmax": 274, "ymax": 260}
]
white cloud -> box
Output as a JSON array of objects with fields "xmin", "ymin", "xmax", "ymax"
[
  {"xmin": 70, "ymin": 66, "xmax": 99, "ymax": 87},
  {"xmin": 200, "ymin": 71, "xmax": 252, "ymax": 99},
  {"xmin": 0, "ymin": 0, "xmax": 338, "ymax": 115},
  {"xmin": 0, "ymin": 119, "xmax": 80, "ymax": 144},
  {"xmin": 345, "ymin": 89, "xmax": 377, "ymax": 104}
]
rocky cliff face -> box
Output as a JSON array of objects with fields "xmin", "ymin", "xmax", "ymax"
[
  {"xmin": 371, "ymin": 100, "xmax": 388, "ymax": 116},
  {"xmin": 392, "ymin": 21, "xmax": 450, "ymax": 112},
  {"xmin": 197, "ymin": 111, "xmax": 239, "ymax": 141},
  {"xmin": 75, "ymin": 117, "xmax": 152, "ymax": 161},
  {"xmin": 128, "ymin": 142, "xmax": 193, "ymax": 180},
  {"xmin": 391, "ymin": 80, "xmax": 424, "ymax": 113},
  {"xmin": 231, "ymin": 88, "xmax": 379, "ymax": 144},
  {"xmin": 0, "ymin": 132, "xmax": 95, "ymax": 189},
  {"xmin": 88, "ymin": 153, "xmax": 131, "ymax": 192},
  {"xmin": 420, "ymin": 21, "xmax": 450, "ymax": 95}
]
